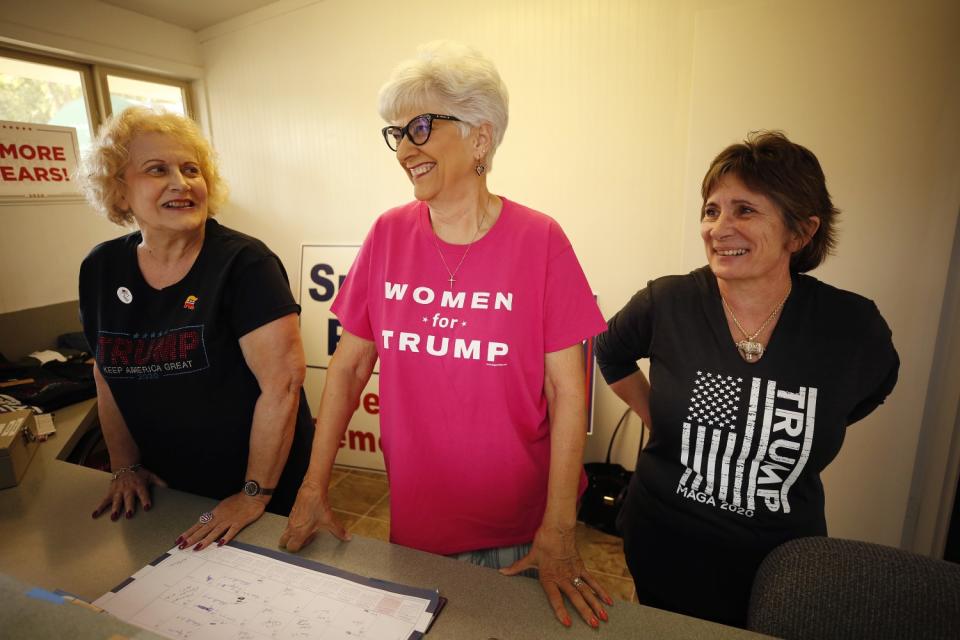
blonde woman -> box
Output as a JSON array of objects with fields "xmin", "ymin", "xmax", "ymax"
[{"xmin": 79, "ymin": 107, "xmax": 313, "ymax": 550}]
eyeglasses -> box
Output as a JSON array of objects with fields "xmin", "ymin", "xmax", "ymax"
[{"xmin": 381, "ymin": 113, "xmax": 462, "ymax": 151}]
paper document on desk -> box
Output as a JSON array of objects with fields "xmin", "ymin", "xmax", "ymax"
[{"xmin": 93, "ymin": 541, "xmax": 442, "ymax": 640}]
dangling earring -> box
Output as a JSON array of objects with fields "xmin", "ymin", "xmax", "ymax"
[{"xmin": 475, "ymin": 147, "xmax": 487, "ymax": 176}]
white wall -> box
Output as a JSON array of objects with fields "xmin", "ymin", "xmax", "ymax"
[
  {"xmin": 197, "ymin": 0, "xmax": 960, "ymax": 548},
  {"xmin": 0, "ymin": 0, "xmax": 202, "ymax": 314}
]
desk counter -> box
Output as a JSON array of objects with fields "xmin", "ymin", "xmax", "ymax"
[{"xmin": 0, "ymin": 400, "xmax": 770, "ymax": 639}]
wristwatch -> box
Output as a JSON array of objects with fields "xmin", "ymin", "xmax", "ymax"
[{"xmin": 242, "ymin": 480, "xmax": 275, "ymax": 498}]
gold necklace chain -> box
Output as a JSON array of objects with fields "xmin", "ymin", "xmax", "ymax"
[
  {"xmin": 430, "ymin": 208, "xmax": 487, "ymax": 289},
  {"xmin": 721, "ymin": 285, "xmax": 791, "ymax": 362}
]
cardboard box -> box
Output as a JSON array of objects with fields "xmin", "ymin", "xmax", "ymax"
[{"xmin": 0, "ymin": 409, "xmax": 39, "ymax": 489}]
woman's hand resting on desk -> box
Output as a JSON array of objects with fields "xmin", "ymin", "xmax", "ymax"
[
  {"xmin": 278, "ymin": 480, "xmax": 352, "ymax": 551},
  {"xmin": 92, "ymin": 465, "xmax": 167, "ymax": 520},
  {"xmin": 500, "ymin": 524, "xmax": 614, "ymax": 628},
  {"xmin": 175, "ymin": 493, "xmax": 271, "ymax": 551}
]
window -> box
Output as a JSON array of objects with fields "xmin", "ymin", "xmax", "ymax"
[
  {"xmin": 97, "ymin": 68, "xmax": 191, "ymax": 119},
  {"xmin": 0, "ymin": 47, "xmax": 193, "ymax": 153},
  {"xmin": 0, "ymin": 51, "xmax": 96, "ymax": 150}
]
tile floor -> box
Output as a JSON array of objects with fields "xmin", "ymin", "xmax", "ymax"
[{"xmin": 329, "ymin": 466, "xmax": 639, "ymax": 603}]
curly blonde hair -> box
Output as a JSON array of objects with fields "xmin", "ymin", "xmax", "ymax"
[{"xmin": 79, "ymin": 107, "xmax": 227, "ymax": 225}]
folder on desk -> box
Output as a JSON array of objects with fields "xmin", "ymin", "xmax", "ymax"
[{"xmin": 94, "ymin": 541, "xmax": 443, "ymax": 640}]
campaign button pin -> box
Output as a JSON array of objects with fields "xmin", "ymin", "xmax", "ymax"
[{"xmin": 117, "ymin": 287, "xmax": 133, "ymax": 304}]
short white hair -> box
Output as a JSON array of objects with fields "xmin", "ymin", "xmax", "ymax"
[{"xmin": 378, "ymin": 41, "xmax": 509, "ymax": 167}]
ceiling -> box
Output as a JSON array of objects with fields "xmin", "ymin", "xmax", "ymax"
[{"xmin": 102, "ymin": 0, "xmax": 281, "ymax": 32}]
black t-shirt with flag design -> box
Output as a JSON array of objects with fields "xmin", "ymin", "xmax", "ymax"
[
  {"xmin": 595, "ymin": 266, "xmax": 898, "ymax": 626},
  {"xmin": 79, "ymin": 218, "xmax": 313, "ymax": 514}
]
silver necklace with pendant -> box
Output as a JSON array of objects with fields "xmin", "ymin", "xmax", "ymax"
[
  {"xmin": 430, "ymin": 208, "xmax": 487, "ymax": 289},
  {"xmin": 721, "ymin": 286, "xmax": 791, "ymax": 363}
]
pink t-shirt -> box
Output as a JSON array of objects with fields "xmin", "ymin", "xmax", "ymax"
[{"xmin": 331, "ymin": 197, "xmax": 606, "ymax": 554}]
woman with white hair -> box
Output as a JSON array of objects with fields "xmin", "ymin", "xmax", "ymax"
[{"xmin": 280, "ymin": 42, "xmax": 611, "ymax": 628}]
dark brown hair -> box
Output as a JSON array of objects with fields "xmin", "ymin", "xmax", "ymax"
[{"xmin": 701, "ymin": 130, "xmax": 838, "ymax": 273}]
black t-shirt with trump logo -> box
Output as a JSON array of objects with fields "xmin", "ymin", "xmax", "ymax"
[
  {"xmin": 79, "ymin": 218, "xmax": 313, "ymax": 514},
  {"xmin": 595, "ymin": 266, "xmax": 899, "ymax": 626}
]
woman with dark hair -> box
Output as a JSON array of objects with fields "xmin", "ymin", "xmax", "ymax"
[{"xmin": 595, "ymin": 131, "xmax": 899, "ymax": 627}]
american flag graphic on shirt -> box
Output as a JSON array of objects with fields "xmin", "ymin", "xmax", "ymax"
[{"xmin": 676, "ymin": 370, "xmax": 817, "ymax": 516}]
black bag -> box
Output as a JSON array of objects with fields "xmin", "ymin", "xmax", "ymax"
[{"xmin": 578, "ymin": 409, "xmax": 638, "ymax": 537}]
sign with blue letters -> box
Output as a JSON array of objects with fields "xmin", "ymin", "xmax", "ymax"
[{"xmin": 299, "ymin": 245, "xmax": 384, "ymax": 471}]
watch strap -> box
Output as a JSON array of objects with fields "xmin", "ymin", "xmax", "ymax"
[{"xmin": 243, "ymin": 479, "xmax": 275, "ymax": 497}]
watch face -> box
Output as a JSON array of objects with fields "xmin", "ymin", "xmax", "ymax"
[{"xmin": 243, "ymin": 480, "xmax": 260, "ymax": 497}]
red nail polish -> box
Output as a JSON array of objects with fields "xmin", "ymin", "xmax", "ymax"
[
  {"xmin": 193, "ymin": 543, "xmax": 203, "ymax": 551},
  {"xmin": 605, "ymin": 595, "xmax": 614, "ymax": 605},
  {"xmin": 178, "ymin": 542, "xmax": 188, "ymax": 549},
  {"xmin": 217, "ymin": 539, "xmax": 225, "ymax": 547},
  {"xmin": 562, "ymin": 617, "xmax": 571, "ymax": 627},
  {"xmin": 91, "ymin": 510, "xmax": 99, "ymax": 519},
  {"xmin": 110, "ymin": 512, "xmax": 119, "ymax": 521},
  {"xmin": 126, "ymin": 510, "xmax": 133, "ymax": 519},
  {"xmin": 599, "ymin": 609, "xmax": 608, "ymax": 622},
  {"xmin": 144, "ymin": 503, "xmax": 152, "ymax": 511},
  {"xmin": 590, "ymin": 617, "xmax": 599, "ymax": 628},
  {"xmin": 175, "ymin": 536, "xmax": 184, "ymax": 545}
]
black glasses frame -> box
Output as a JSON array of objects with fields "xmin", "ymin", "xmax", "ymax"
[{"xmin": 381, "ymin": 113, "xmax": 462, "ymax": 151}]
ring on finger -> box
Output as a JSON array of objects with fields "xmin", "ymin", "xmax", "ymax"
[
  {"xmin": 199, "ymin": 511, "xmax": 214, "ymax": 524},
  {"xmin": 571, "ymin": 576, "xmax": 585, "ymax": 588}
]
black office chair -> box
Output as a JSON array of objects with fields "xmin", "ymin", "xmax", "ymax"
[{"xmin": 747, "ymin": 536, "xmax": 960, "ymax": 640}]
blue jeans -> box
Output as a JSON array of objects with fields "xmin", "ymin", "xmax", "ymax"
[{"xmin": 451, "ymin": 543, "xmax": 538, "ymax": 578}]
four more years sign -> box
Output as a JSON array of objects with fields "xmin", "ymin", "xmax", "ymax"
[{"xmin": 1, "ymin": 121, "xmax": 81, "ymax": 203}]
